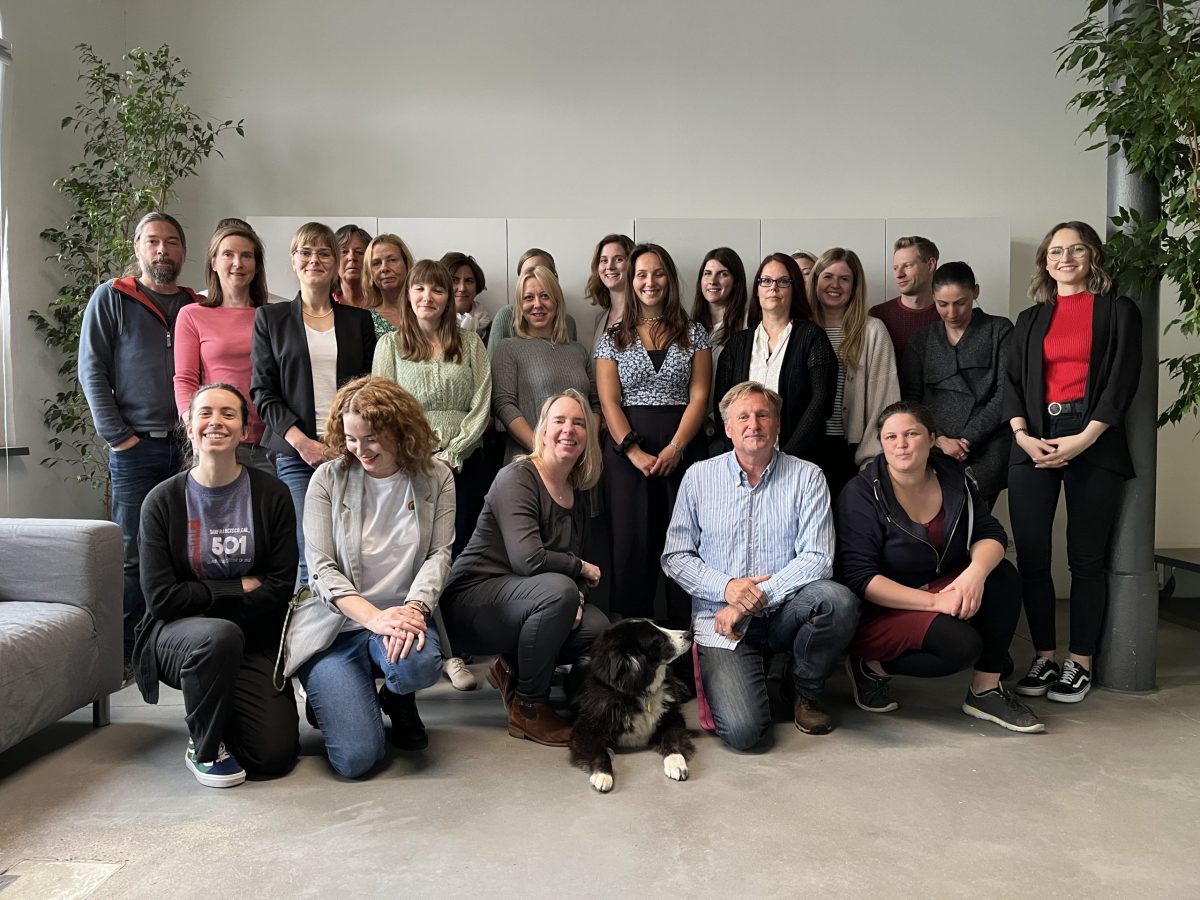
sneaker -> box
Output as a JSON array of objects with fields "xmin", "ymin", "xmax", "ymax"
[
  {"xmin": 1047, "ymin": 659, "xmax": 1092, "ymax": 703},
  {"xmin": 1014, "ymin": 657, "xmax": 1060, "ymax": 697},
  {"xmin": 793, "ymin": 695, "xmax": 833, "ymax": 735},
  {"xmin": 443, "ymin": 657, "xmax": 478, "ymax": 691},
  {"xmin": 185, "ymin": 740, "xmax": 246, "ymax": 788},
  {"xmin": 378, "ymin": 687, "xmax": 428, "ymax": 750},
  {"xmin": 846, "ymin": 656, "xmax": 899, "ymax": 713},
  {"xmin": 962, "ymin": 685, "xmax": 1046, "ymax": 733}
]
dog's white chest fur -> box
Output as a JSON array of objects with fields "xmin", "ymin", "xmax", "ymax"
[{"xmin": 617, "ymin": 667, "xmax": 669, "ymax": 749}]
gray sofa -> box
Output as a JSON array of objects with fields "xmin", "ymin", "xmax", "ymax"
[{"xmin": 0, "ymin": 518, "xmax": 123, "ymax": 755}]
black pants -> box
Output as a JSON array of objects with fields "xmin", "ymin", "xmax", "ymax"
[
  {"xmin": 155, "ymin": 617, "xmax": 298, "ymax": 774},
  {"xmin": 604, "ymin": 405, "xmax": 695, "ymax": 626},
  {"xmin": 453, "ymin": 447, "xmax": 498, "ymax": 558},
  {"xmin": 1008, "ymin": 424, "xmax": 1126, "ymax": 657},
  {"xmin": 441, "ymin": 573, "xmax": 610, "ymax": 701},
  {"xmin": 881, "ymin": 559, "xmax": 1021, "ymax": 677},
  {"xmin": 807, "ymin": 433, "xmax": 859, "ymax": 503}
]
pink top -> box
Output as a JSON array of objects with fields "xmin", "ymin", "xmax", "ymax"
[{"xmin": 173, "ymin": 304, "xmax": 265, "ymax": 444}]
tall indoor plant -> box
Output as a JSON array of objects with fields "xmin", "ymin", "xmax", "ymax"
[
  {"xmin": 1057, "ymin": 0, "xmax": 1200, "ymax": 425},
  {"xmin": 29, "ymin": 43, "xmax": 243, "ymax": 490}
]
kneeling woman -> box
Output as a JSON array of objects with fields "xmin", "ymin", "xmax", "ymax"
[
  {"xmin": 835, "ymin": 401, "xmax": 1043, "ymax": 733},
  {"xmin": 285, "ymin": 376, "xmax": 452, "ymax": 778},
  {"xmin": 135, "ymin": 383, "xmax": 299, "ymax": 787},
  {"xmin": 440, "ymin": 390, "xmax": 609, "ymax": 747}
]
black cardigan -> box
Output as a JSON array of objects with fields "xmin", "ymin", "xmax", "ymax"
[
  {"xmin": 1002, "ymin": 292, "xmax": 1142, "ymax": 478},
  {"xmin": 250, "ymin": 296, "xmax": 376, "ymax": 457},
  {"xmin": 132, "ymin": 467, "xmax": 298, "ymax": 703},
  {"xmin": 835, "ymin": 452, "xmax": 1008, "ymax": 601},
  {"xmin": 713, "ymin": 321, "xmax": 838, "ymax": 458}
]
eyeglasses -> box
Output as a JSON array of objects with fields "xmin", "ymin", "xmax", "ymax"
[
  {"xmin": 1046, "ymin": 244, "xmax": 1089, "ymax": 260},
  {"xmin": 294, "ymin": 247, "xmax": 334, "ymax": 262},
  {"xmin": 757, "ymin": 276, "xmax": 794, "ymax": 288}
]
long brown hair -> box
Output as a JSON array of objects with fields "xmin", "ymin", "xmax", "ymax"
[
  {"xmin": 611, "ymin": 243, "xmax": 692, "ymax": 352},
  {"xmin": 203, "ymin": 224, "xmax": 268, "ymax": 308},
  {"xmin": 585, "ymin": 233, "xmax": 634, "ymax": 310},
  {"xmin": 809, "ymin": 247, "xmax": 868, "ymax": 373},
  {"xmin": 691, "ymin": 247, "xmax": 748, "ymax": 345},
  {"xmin": 395, "ymin": 259, "xmax": 463, "ymax": 363}
]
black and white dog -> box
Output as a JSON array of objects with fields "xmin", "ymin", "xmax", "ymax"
[{"xmin": 569, "ymin": 619, "xmax": 695, "ymax": 793}]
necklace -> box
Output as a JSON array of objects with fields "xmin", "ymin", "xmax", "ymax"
[
  {"xmin": 534, "ymin": 459, "xmax": 570, "ymax": 502},
  {"xmin": 303, "ymin": 307, "xmax": 333, "ymax": 318},
  {"xmin": 637, "ymin": 314, "xmax": 664, "ymax": 323}
]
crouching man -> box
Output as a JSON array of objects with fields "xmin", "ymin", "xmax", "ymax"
[{"xmin": 661, "ymin": 381, "xmax": 858, "ymax": 750}]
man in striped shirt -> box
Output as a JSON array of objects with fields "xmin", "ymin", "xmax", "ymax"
[{"xmin": 662, "ymin": 381, "xmax": 858, "ymax": 750}]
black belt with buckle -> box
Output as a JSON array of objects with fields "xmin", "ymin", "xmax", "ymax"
[
  {"xmin": 1046, "ymin": 401, "xmax": 1083, "ymax": 417},
  {"xmin": 134, "ymin": 430, "xmax": 172, "ymax": 439}
]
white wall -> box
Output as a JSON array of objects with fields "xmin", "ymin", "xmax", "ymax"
[{"xmin": 3, "ymin": 0, "xmax": 1198, "ymax": 547}]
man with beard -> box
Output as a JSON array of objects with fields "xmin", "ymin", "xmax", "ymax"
[
  {"xmin": 869, "ymin": 235, "xmax": 940, "ymax": 363},
  {"xmin": 79, "ymin": 212, "xmax": 201, "ymax": 680}
]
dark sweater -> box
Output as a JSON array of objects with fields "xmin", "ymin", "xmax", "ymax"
[
  {"xmin": 834, "ymin": 452, "xmax": 1007, "ymax": 601},
  {"xmin": 713, "ymin": 321, "xmax": 838, "ymax": 459},
  {"xmin": 133, "ymin": 467, "xmax": 298, "ymax": 703}
]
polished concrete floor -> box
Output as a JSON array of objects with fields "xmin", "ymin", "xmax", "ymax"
[{"xmin": 2, "ymin": 618, "xmax": 1198, "ymax": 899}]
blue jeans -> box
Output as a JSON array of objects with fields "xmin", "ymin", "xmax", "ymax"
[
  {"xmin": 109, "ymin": 435, "xmax": 182, "ymax": 655},
  {"xmin": 274, "ymin": 454, "xmax": 315, "ymax": 587},
  {"xmin": 296, "ymin": 625, "xmax": 443, "ymax": 778},
  {"xmin": 696, "ymin": 579, "xmax": 858, "ymax": 752}
]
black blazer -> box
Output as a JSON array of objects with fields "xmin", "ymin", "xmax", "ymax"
[
  {"xmin": 251, "ymin": 297, "xmax": 376, "ymax": 457},
  {"xmin": 1002, "ymin": 292, "xmax": 1142, "ymax": 478},
  {"xmin": 713, "ymin": 320, "xmax": 838, "ymax": 459}
]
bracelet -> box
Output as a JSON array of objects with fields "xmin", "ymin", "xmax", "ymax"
[
  {"xmin": 1013, "ymin": 427, "xmax": 1028, "ymax": 437},
  {"xmin": 615, "ymin": 431, "xmax": 643, "ymax": 456},
  {"xmin": 668, "ymin": 440, "xmax": 683, "ymax": 454}
]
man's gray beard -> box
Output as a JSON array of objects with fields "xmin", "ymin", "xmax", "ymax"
[{"xmin": 145, "ymin": 261, "xmax": 178, "ymax": 285}]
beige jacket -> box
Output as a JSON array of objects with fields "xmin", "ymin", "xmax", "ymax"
[{"xmin": 843, "ymin": 317, "xmax": 900, "ymax": 466}]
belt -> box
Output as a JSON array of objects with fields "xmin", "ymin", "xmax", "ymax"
[
  {"xmin": 134, "ymin": 430, "xmax": 172, "ymax": 439},
  {"xmin": 1046, "ymin": 401, "xmax": 1084, "ymax": 416}
]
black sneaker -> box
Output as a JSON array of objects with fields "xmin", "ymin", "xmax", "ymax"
[
  {"xmin": 962, "ymin": 685, "xmax": 1046, "ymax": 733},
  {"xmin": 846, "ymin": 656, "xmax": 899, "ymax": 713},
  {"xmin": 1047, "ymin": 659, "xmax": 1092, "ymax": 703},
  {"xmin": 1014, "ymin": 657, "xmax": 1060, "ymax": 697},
  {"xmin": 379, "ymin": 687, "xmax": 428, "ymax": 750}
]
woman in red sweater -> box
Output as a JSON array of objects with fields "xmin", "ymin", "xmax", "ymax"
[
  {"xmin": 174, "ymin": 223, "xmax": 274, "ymax": 474},
  {"xmin": 1004, "ymin": 221, "xmax": 1141, "ymax": 704}
]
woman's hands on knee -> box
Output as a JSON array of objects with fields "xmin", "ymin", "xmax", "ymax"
[{"xmin": 369, "ymin": 605, "xmax": 428, "ymax": 662}]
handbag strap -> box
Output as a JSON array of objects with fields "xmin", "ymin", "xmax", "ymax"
[{"xmin": 272, "ymin": 585, "xmax": 311, "ymax": 692}]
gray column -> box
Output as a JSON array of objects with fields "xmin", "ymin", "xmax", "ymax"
[{"xmin": 1097, "ymin": 0, "xmax": 1161, "ymax": 693}]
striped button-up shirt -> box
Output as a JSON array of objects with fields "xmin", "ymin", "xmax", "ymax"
[{"xmin": 661, "ymin": 450, "xmax": 835, "ymax": 650}]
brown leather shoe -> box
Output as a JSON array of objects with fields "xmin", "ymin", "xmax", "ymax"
[
  {"xmin": 794, "ymin": 695, "xmax": 833, "ymax": 735},
  {"xmin": 486, "ymin": 655, "xmax": 516, "ymax": 711},
  {"xmin": 508, "ymin": 700, "xmax": 572, "ymax": 746}
]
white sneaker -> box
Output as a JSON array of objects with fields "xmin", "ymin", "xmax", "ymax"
[{"xmin": 443, "ymin": 657, "xmax": 478, "ymax": 691}]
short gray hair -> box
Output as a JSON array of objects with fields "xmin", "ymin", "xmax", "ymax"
[{"xmin": 718, "ymin": 381, "xmax": 782, "ymax": 419}]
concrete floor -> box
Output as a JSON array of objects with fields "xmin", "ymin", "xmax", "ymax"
[{"xmin": 2, "ymin": 620, "xmax": 1198, "ymax": 899}]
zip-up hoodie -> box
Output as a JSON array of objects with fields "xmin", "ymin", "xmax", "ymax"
[
  {"xmin": 834, "ymin": 450, "xmax": 1007, "ymax": 601},
  {"xmin": 78, "ymin": 276, "xmax": 198, "ymax": 447}
]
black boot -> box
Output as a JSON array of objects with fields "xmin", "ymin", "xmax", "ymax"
[{"xmin": 378, "ymin": 686, "xmax": 428, "ymax": 751}]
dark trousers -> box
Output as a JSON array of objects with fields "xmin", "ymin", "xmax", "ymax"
[
  {"xmin": 441, "ymin": 573, "xmax": 609, "ymax": 701},
  {"xmin": 1008, "ymin": 438, "xmax": 1126, "ymax": 658},
  {"xmin": 110, "ymin": 435, "xmax": 182, "ymax": 656},
  {"xmin": 452, "ymin": 447, "xmax": 497, "ymax": 558},
  {"xmin": 807, "ymin": 433, "xmax": 859, "ymax": 503},
  {"xmin": 604, "ymin": 405, "xmax": 695, "ymax": 626},
  {"xmin": 881, "ymin": 559, "xmax": 1022, "ymax": 677},
  {"xmin": 274, "ymin": 453, "xmax": 316, "ymax": 587},
  {"xmin": 154, "ymin": 617, "xmax": 298, "ymax": 775}
]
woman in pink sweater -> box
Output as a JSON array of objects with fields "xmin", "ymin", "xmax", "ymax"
[{"xmin": 174, "ymin": 223, "xmax": 275, "ymax": 474}]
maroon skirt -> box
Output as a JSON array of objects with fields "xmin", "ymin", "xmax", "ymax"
[{"xmin": 850, "ymin": 565, "xmax": 964, "ymax": 662}]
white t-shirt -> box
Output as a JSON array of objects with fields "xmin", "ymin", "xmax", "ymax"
[
  {"xmin": 341, "ymin": 470, "xmax": 421, "ymax": 633},
  {"xmin": 748, "ymin": 321, "xmax": 793, "ymax": 394},
  {"xmin": 305, "ymin": 325, "xmax": 338, "ymax": 437}
]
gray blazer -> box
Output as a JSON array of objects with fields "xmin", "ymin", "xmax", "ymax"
[{"xmin": 283, "ymin": 456, "xmax": 456, "ymax": 676}]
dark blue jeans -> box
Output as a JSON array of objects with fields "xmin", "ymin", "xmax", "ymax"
[
  {"xmin": 109, "ymin": 434, "xmax": 182, "ymax": 656},
  {"xmin": 274, "ymin": 454, "xmax": 315, "ymax": 587},
  {"xmin": 696, "ymin": 579, "xmax": 859, "ymax": 751}
]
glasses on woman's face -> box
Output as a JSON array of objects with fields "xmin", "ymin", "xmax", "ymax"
[
  {"xmin": 294, "ymin": 247, "xmax": 334, "ymax": 262},
  {"xmin": 757, "ymin": 276, "xmax": 794, "ymax": 289},
  {"xmin": 1046, "ymin": 244, "xmax": 1089, "ymax": 260}
]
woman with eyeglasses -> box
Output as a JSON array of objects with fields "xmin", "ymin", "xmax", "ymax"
[
  {"xmin": 586, "ymin": 233, "xmax": 634, "ymax": 351},
  {"xmin": 252, "ymin": 222, "xmax": 376, "ymax": 584},
  {"xmin": 596, "ymin": 242, "xmax": 712, "ymax": 626},
  {"xmin": 333, "ymin": 224, "xmax": 372, "ymax": 308},
  {"xmin": 808, "ymin": 247, "xmax": 900, "ymax": 497},
  {"xmin": 1005, "ymin": 221, "xmax": 1141, "ymax": 705},
  {"xmin": 362, "ymin": 233, "xmax": 415, "ymax": 339},
  {"xmin": 714, "ymin": 253, "xmax": 837, "ymax": 463},
  {"xmin": 442, "ymin": 251, "xmax": 492, "ymax": 345}
]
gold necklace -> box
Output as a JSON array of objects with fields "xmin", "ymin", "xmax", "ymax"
[{"xmin": 303, "ymin": 306, "xmax": 333, "ymax": 318}]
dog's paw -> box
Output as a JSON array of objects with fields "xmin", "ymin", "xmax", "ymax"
[
  {"xmin": 589, "ymin": 771, "xmax": 614, "ymax": 793},
  {"xmin": 663, "ymin": 753, "xmax": 689, "ymax": 782}
]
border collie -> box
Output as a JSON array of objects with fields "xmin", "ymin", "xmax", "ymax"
[{"xmin": 569, "ymin": 619, "xmax": 695, "ymax": 793}]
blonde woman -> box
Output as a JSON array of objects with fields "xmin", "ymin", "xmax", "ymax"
[
  {"xmin": 808, "ymin": 247, "xmax": 899, "ymax": 495},
  {"xmin": 361, "ymin": 232, "xmax": 415, "ymax": 338},
  {"xmin": 492, "ymin": 265, "xmax": 598, "ymax": 462},
  {"xmin": 440, "ymin": 390, "xmax": 609, "ymax": 747}
]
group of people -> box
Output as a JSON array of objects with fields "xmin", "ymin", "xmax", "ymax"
[{"xmin": 76, "ymin": 212, "xmax": 1141, "ymax": 785}]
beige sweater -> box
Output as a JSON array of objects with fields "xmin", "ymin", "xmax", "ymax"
[{"xmin": 843, "ymin": 317, "xmax": 900, "ymax": 466}]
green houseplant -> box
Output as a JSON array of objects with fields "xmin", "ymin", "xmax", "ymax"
[
  {"xmin": 1057, "ymin": 0, "xmax": 1200, "ymax": 425},
  {"xmin": 29, "ymin": 43, "xmax": 243, "ymax": 490}
]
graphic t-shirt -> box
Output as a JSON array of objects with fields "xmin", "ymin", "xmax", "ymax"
[{"xmin": 185, "ymin": 469, "xmax": 255, "ymax": 579}]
